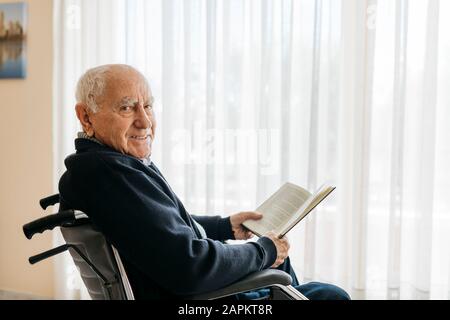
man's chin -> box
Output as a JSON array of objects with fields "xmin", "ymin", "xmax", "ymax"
[
  {"xmin": 127, "ymin": 142, "xmax": 151, "ymax": 159},
  {"xmin": 134, "ymin": 149, "xmax": 151, "ymax": 160}
]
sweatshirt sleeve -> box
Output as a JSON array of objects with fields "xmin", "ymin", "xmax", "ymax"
[
  {"xmin": 59, "ymin": 154, "xmax": 277, "ymax": 296},
  {"xmin": 191, "ymin": 215, "xmax": 235, "ymax": 241}
]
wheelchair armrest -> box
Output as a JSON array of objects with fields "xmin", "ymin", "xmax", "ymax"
[{"xmin": 188, "ymin": 269, "xmax": 292, "ymax": 300}]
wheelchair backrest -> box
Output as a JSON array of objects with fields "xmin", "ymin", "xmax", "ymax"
[{"xmin": 60, "ymin": 222, "xmax": 133, "ymax": 300}]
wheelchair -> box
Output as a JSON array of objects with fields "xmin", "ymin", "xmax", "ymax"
[{"xmin": 23, "ymin": 194, "xmax": 307, "ymax": 300}]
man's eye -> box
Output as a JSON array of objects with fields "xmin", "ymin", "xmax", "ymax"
[
  {"xmin": 144, "ymin": 104, "xmax": 153, "ymax": 111},
  {"xmin": 120, "ymin": 105, "xmax": 132, "ymax": 112}
]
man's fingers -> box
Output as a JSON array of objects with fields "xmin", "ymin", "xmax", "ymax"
[
  {"xmin": 273, "ymin": 258, "xmax": 285, "ymax": 268},
  {"xmin": 241, "ymin": 211, "xmax": 263, "ymax": 220},
  {"xmin": 280, "ymin": 237, "xmax": 290, "ymax": 250}
]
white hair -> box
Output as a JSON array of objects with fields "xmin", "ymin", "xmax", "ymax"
[{"xmin": 75, "ymin": 64, "xmax": 148, "ymax": 113}]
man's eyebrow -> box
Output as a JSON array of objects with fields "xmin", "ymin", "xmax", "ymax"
[
  {"xmin": 116, "ymin": 96, "xmax": 154, "ymax": 107},
  {"xmin": 118, "ymin": 97, "xmax": 138, "ymax": 106}
]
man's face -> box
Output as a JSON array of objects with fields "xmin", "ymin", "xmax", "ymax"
[{"xmin": 89, "ymin": 69, "xmax": 156, "ymax": 159}]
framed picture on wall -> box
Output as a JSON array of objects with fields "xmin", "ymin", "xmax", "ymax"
[{"xmin": 0, "ymin": 2, "xmax": 27, "ymax": 79}]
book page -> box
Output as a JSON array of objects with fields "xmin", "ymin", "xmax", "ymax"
[
  {"xmin": 242, "ymin": 183, "xmax": 312, "ymax": 237},
  {"xmin": 278, "ymin": 184, "xmax": 335, "ymax": 237}
]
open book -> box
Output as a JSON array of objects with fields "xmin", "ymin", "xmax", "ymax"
[{"xmin": 242, "ymin": 183, "xmax": 335, "ymax": 238}]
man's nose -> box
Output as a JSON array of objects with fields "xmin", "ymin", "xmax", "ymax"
[{"xmin": 134, "ymin": 105, "xmax": 152, "ymax": 129}]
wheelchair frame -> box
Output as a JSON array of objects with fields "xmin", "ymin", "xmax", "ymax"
[{"xmin": 23, "ymin": 194, "xmax": 307, "ymax": 300}]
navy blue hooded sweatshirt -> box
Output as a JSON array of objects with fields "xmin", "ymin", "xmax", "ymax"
[{"xmin": 58, "ymin": 138, "xmax": 277, "ymax": 299}]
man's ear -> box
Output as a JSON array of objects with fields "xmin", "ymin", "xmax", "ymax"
[{"xmin": 75, "ymin": 103, "xmax": 95, "ymax": 137}]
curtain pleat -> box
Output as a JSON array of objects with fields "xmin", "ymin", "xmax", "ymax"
[
  {"xmin": 387, "ymin": 0, "xmax": 408, "ymax": 291},
  {"xmin": 412, "ymin": 0, "xmax": 440, "ymax": 295}
]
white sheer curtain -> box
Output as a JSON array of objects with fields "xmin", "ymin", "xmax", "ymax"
[{"xmin": 53, "ymin": 0, "xmax": 450, "ymax": 299}]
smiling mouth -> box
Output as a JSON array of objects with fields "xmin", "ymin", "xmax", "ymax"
[{"xmin": 130, "ymin": 135, "xmax": 151, "ymax": 141}]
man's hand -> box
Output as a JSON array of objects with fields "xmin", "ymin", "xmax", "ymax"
[
  {"xmin": 230, "ymin": 211, "xmax": 263, "ymax": 240},
  {"xmin": 264, "ymin": 231, "xmax": 290, "ymax": 268}
]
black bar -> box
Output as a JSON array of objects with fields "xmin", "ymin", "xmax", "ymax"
[
  {"xmin": 28, "ymin": 243, "xmax": 110, "ymax": 285},
  {"xmin": 29, "ymin": 244, "xmax": 69, "ymax": 264}
]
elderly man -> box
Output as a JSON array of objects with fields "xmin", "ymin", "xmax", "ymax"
[{"xmin": 58, "ymin": 64, "xmax": 350, "ymax": 300}]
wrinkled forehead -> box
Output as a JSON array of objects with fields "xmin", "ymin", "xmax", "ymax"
[{"xmin": 101, "ymin": 69, "xmax": 152, "ymax": 105}]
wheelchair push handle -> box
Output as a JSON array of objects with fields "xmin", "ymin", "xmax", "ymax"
[
  {"xmin": 23, "ymin": 210, "xmax": 76, "ymax": 239},
  {"xmin": 39, "ymin": 194, "xmax": 60, "ymax": 210}
]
